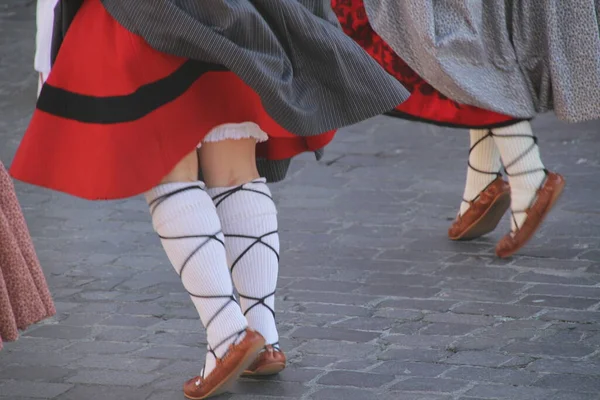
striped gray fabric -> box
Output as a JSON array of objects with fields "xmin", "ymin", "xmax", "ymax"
[
  {"xmin": 364, "ymin": 0, "xmax": 600, "ymax": 123},
  {"xmin": 100, "ymin": 0, "xmax": 409, "ymax": 137}
]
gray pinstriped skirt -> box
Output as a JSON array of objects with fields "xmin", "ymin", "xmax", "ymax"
[
  {"xmin": 99, "ymin": 0, "xmax": 409, "ymax": 181},
  {"xmin": 364, "ymin": 0, "xmax": 600, "ymax": 123}
]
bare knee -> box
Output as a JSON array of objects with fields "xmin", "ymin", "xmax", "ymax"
[
  {"xmin": 200, "ymin": 139, "xmax": 259, "ymax": 188},
  {"xmin": 160, "ymin": 150, "xmax": 198, "ymax": 184}
]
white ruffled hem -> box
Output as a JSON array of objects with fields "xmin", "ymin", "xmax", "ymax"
[{"xmin": 199, "ymin": 122, "xmax": 269, "ymax": 147}]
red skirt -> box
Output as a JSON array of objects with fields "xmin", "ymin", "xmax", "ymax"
[
  {"xmin": 10, "ymin": 0, "xmax": 335, "ymax": 200},
  {"xmin": 331, "ymin": 0, "xmax": 518, "ymax": 129}
]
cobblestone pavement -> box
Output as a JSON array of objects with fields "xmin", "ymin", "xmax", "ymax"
[{"xmin": 2, "ymin": 4, "xmax": 600, "ymax": 400}]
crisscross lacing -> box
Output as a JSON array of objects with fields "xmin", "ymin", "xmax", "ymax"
[
  {"xmin": 148, "ymin": 185, "xmax": 246, "ymax": 378},
  {"xmin": 491, "ymin": 131, "xmax": 549, "ymax": 232},
  {"xmin": 459, "ymin": 130, "xmax": 503, "ymax": 216},
  {"xmin": 211, "ymin": 180, "xmax": 280, "ymax": 330}
]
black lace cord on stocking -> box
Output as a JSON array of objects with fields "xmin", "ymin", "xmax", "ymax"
[
  {"xmin": 461, "ymin": 131, "xmax": 503, "ymax": 208},
  {"xmin": 211, "ymin": 181, "xmax": 280, "ymax": 347},
  {"xmin": 149, "ymin": 185, "xmax": 245, "ymax": 378},
  {"xmin": 490, "ymin": 132, "xmax": 549, "ymax": 231},
  {"xmin": 212, "ymin": 179, "xmax": 273, "ymax": 208}
]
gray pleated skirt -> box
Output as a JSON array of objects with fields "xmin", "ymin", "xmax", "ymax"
[{"xmin": 364, "ymin": 0, "xmax": 600, "ymax": 123}]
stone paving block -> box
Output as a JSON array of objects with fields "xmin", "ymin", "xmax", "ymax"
[
  {"xmin": 390, "ymin": 322, "xmax": 430, "ymax": 336},
  {"xmin": 365, "ymin": 273, "xmax": 444, "ymax": 287},
  {"xmin": 277, "ymin": 312, "xmax": 333, "ymax": 327},
  {"xmin": 438, "ymin": 264, "xmax": 518, "ymax": 281},
  {"xmin": 583, "ymin": 332, "xmax": 600, "ymax": 345},
  {"xmin": 333, "ymin": 359, "xmax": 379, "ymax": 371},
  {"xmin": 452, "ymin": 337, "xmax": 506, "ymax": 351},
  {"xmin": 377, "ymin": 348, "xmax": 452, "ymax": 363},
  {"xmin": 256, "ymin": 367, "xmax": 323, "ymax": 383},
  {"xmin": 457, "ymin": 398, "xmax": 494, "ymax": 400},
  {"xmin": 74, "ymin": 354, "xmax": 164, "ymax": 373},
  {"xmin": 512, "ymin": 258, "xmax": 593, "ymax": 271},
  {"xmin": 283, "ymin": 291, "xmax": 379, "ymax": 306},
  {"xmin": 145, "ymin": 391, "xmax": 188, "ymax": 400},
  {"xmin": 378, "ymin": 299, "xmax": 457, "ymax": 312},
  {"xmin": 444, "ymin": 351, "xmax": 514, "ymax": 367},
  {"xmin": 102, "ymin": 314, "xmax": 163, "ymax": 328},
  {"xmin": 142, "ymin": 331, "xmax": 206, "ymax": 347},
  {"xmin": 0, "ymin": 365, "xmax": 74, "ymax": 382},
  {"xmin": 66, "ymin": 369, "xmax": 160, "ymax": 386},
  {"xmin": 501, "ymin": 356, "xmax": 536, "ymax": 368},
  {"xmin": 391, "ymin": 377, "xmax": 468, "ymax": 393},
  {"xmin": 309, "ymin": 388, "xmax": 381, "ymax": 400},
  {"xmin": 291, "ymin": 355, "xmax": 337, "ymax": 368},
  {"xmin": 0, "ymin": 397, "xmax": 40, "ymax": 400},
  {"xmin": 298, "ymin": 340, "xmax": 378, "ymax": 358},
  {"xmin": 52, "ymin": 302, "xmax": 80, "ymax": 313},
  {"xmin": 439, "ymin": 279, "xmax": 525, "ymax": 295},
  {"xmin": 330, "ymin": 317, "xmax": 395, "ymax": 331},
  {"xmin": 62, "ymin": 341, "xmax": 144, "ymax": 355},
  {"xmin": 377, "ymin": 249, "xmax": 453, "ymax": 263},
  {"xmin": 24, "ymin": 325, "xmax": 93, "ymax": 340},
  {"xmin": 0, "ymin": 381, "xmax": 72, "ymax": 399},
  {"xmin": 482, "ymin": 320, "xmax": 547, "ymax": 340},
  {"xmin": 420, "ymin": 322, "xmax": 479, "ymax": 336},
  {"xmin": 518, "ymin": 294, "xmax": 598, "ymax": 309},
  {"xmin": 443, "ymin": 366, "xmax": 539, "ymax": 386},
  {"xmin": 0, "ymin": 351, "xmax": 82, "ymax": 368},
  {"xmin": 73, "ymin": 302, "xmax": 121, "ymax": 313},
  {"xmin": 317, "ymin": 370, "xmax": 395, "ymax": 388},
  {"xmin": 423, "ymin": 313, "xmax": 497, "ymax": 326},
  {"xmin": 287, "ymin": 278, "xmax": 364, "ymax": 292},
  {"xmin": 551, "ymin": 392, "xmax": 600, "ymax": 400},
  {"xmin": 437, "ymin": 288, "xmax": 520, "ymax": 303},
  {"xmin": 524, "ymin": 284, "xmax": 600, "ymax": 299},
  {"xmin": 153, "ymin": 319, "xmax": 203, "ymax": 331},
  {"xmin": 92, "ymin": 326, "xmax": 148, "ymax": 341},
  {"xmin": 357, "ymin": 284, "xmax": 442, "ymax": 298},
  {"xmin": 384, "ymin": 334, "xmax": 455, "ymax": 348},
  {"xmin": 388, "ymin": 395, "xmax": 452, "ymax": 400},
  {"xmin": 371, "ymin": 361, "xmax": 450, "ymax": 377},
  {"xmin": 464, "ymin": 384, "xmax": 557, "ymax": 400},
  {"xmin": 291, "ymin": 326, "xmax": 381, "ymax": 342},
  {"xmin": 535, "ymin": 328, "xmax": 586, "ymax": 343},
  {"xmin": 451, "ymin": 302, "xmax": 540, "ymax": 318},
  {"xmin": 540, "ymin": 310, "xmax": 600, "ymax": 323},
  {"xmin": 59, "ymin": 313, "xmax": 111, "ymax": 326},
  {"xmin": 502, "ymin": 341, "xmax": 595, "ymax": 358},
  {"xmin": 229, "ymin": 380, "xmax": 307, "ymax": 397},
  {"xmin": 375, "ymin": 309, "xmax": 424, "ymax": 321},
  {"xmin": 534, "ymin": 374, "xmax": 600, "ymax": 393},
  {"xmin": 59, "ymin": 385, "xmax": 154, "ymax": 400},
  {"xmin": 513, "ymin": 271, "xmax": 599, "ymax": 285},
  {"xmin": 3, "ymin": 337, "xmax": 72, "ymax": 353}
]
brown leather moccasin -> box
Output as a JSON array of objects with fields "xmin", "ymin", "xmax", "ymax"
[
  {"xmin": 449, "ymin": 177, "xmax": 511, "ymax": 241},
  {"xmin": 184, "ymin": 328, "xmax": 265, "ymax": 400},
  {"xmin": 243, "ymin": 345, "xmax": 287, "ymax": 376},
  {"xmin": 496, "ymin": 172, "xmax": 565, "ymax": 258}
]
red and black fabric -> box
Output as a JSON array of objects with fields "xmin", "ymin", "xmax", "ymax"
[
  {"xmin": 331, "ymin": 0, "xmax": 520, "ymax": 129},
  {"xmin": 10, "ymin": 0, "xmax": 335, "ymax": 201}
]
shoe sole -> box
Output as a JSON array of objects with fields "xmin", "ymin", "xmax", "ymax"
[
  {"xmin": 496, "ymin": 178, "xmax": 565, "ymax": 258},
  {"xmin": 184, "ymin": 337, "xmax": 265, "ymax": 400},
  {"xmin": 242, "ymin": 362, "xmax": 286, "ymax": 377},
  {"xmin": 449, "ymin": 191, "xmax": 511, "ymax": 241}
]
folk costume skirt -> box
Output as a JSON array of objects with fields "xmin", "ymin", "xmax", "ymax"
[
  {"xmin": 332, "ymin": 0, "xmax": 519, "ymax": 129},
  {"xmin": 361, "ymin": 0, "xmax": 600, "ymax": 123},
  {"xmin": 10, "ymin": 0, "xmax": 409, "ymax": 200},
  {"xmin": 0, "ymin": 162, "xmax": 55, "ymax": 350}
]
